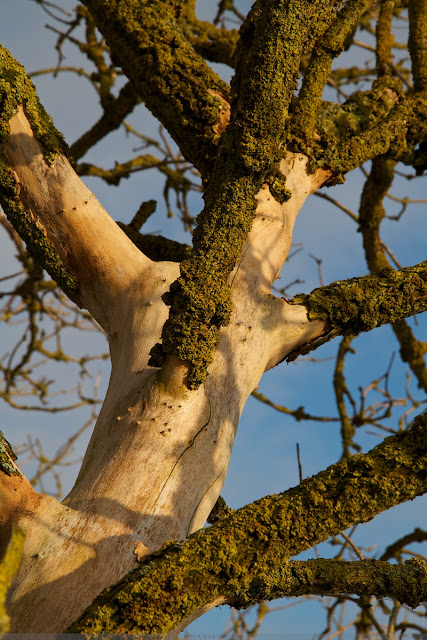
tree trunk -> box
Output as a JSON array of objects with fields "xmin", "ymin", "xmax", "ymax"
[{"xmin": 3, "ymin": 107, "xmax": 327, "ymax": 632}]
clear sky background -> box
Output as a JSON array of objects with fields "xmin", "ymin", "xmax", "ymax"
[{"xmin": 1, "ymin": 2, "xmax": 426, "ymax": 638}]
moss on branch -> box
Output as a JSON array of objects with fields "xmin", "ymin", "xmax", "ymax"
[
  {"xmin": 0, "ymin": 45, "xmax": 78, "ymax": 300},
  {"xmin": 314, "ymin": 91, "xmax": 427, "ymax": 180},
  {"xmin": 81, "ymin": 0, "xmax": 229, "ymax": 176},
  {"xmin": 0, "ymin": 431, "xmax": 20, "ymax": 477},
  {"xmin": 244, "ymin": 558, "xmax": 427, "ymax": 609},
  {"xmin": 358, "ymin": 156, "xmax": 427, "ymax": 391},
  {"xmin": 408, "ymin": 0, "xmax": 427, "ymax": 91},
  {"xmin": 68, "ymin": 413, "xmax": 427, "ymax": 634},
  {"xmin": 292, "ymin": 0, "xmax": 374, "ymax": 139},
  {"xmin": 150, "ymin": 0, "xmax": 344, "ymax": 388},
  {"xmin": 292, "ymin": 260, "xmax": 427, "ymax": 336}
]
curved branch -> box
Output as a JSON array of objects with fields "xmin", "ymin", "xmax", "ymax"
[
  {"xmin": 150, "ymin": 0, "xmax": 344, "ymax": 389},
  {"xmin": 292, "ymin": 0, "xmax": 374, "ymax": 139},
  {"xmin": 358, "ymin": 155, "xmax": 427, "ymax": 391},
  {"xmin": 69, "ymin": 81, "xmax": 140, "ymax": 160},
  {"xmin": 0, "ymin": 46, "xmax": 153, "ymax": 333},
  {"xmin": 317, "ymin": 92, "xmax": 427, "ymax": 178},
  {"xmin": 68, "ymin": 412, "xmax": 427, "ymax": 634}
]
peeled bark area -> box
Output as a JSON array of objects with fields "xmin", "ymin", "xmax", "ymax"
[{"xmin": 4, "ymin": 108, "xmax": 328, "ymax": 632}]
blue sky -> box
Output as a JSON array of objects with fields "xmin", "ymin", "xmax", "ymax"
[{"xmin": 1, "ymin": 2, "xmax": 426, "ymax": 637}]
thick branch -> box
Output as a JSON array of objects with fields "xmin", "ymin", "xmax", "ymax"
[
  {"xmin": 287, "ymin": 260, "xmax": 427, "ymax": 359},
  {"xmin": 150, "ymin": 0, "xmax": 343, "ymax": 388},
  {"xmin": 316, "ymin": 92, "xmax": 427, "ymax": 178},
  {"xmin": 0, "ymin": 45, "xmax": 77, "ymax": 300},
  {"xmin": 408, "ymin": 0, "xmax": 427, "ymax": 91},
  {"xmin": 0, "ymin": 46, "xmax": 153, "ymax": 332},
  {"xmin": 241, "ymin": 558, "xmax": 427, "ymax": 610},
  {"xmin": 81, "ymin": 0, "xmax": 229, "ymax": 176},
  {"xmin": 68, "ymin": 412, "xmax": 427, "ymax": 634}
]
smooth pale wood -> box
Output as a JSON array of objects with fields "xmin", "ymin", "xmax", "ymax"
[
  {"xmin": 4, "ymin": 109, "xmax": 328, "ymax": 632},
  {"xmin": 5, "ymin": 107, "xmax": 152, "ymax": 335}
]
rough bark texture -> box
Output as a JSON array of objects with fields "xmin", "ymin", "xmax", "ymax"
[
  {"xmin": 1, "ymin": 0, "xmax": 426, "ymax": 635},
  {"xmin": 68, "ymin": 414, "xmax": 427, "ymax": 634}
]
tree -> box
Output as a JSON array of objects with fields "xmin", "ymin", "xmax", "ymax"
[{"xmin": 0, "ymin": 0, "xmax": 426, "ymax": 637}]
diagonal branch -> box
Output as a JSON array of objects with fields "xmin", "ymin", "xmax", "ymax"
[
  {"xmin": 239, "ymin": 558, "xmax": 427, "ymax": 610},
  {"xmin": 81, "ymin": 0, "xmax": 230, "ymax": 176},
  {"xmin": 0, "ymin": 46, "xmax": 153, "ymax": 333},
  {"xmin": 68, "ymin": 411, "xmax": 427, "ymax": 634},
  {"xmin": 150, "ymin": 0, "xmax": 344, "ymax": 389},
  {"xmin": 292, "ymin": 0, "xmax": 375, "ymax": 140},
  {"xmin": 69, "ymin": 81, "xmax": 140, "ymax": 161}
]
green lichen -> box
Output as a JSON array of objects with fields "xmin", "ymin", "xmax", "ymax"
[
  {"xmin": 246, "ymin": 558, "xmax": 427, "ymax": 608},
  {"xmin": 0, "ymin": 525, "xmax": 25, "ymax": 633},
  {"xmin": 0, "ymin": 45, "xmax": 78, "ymax": 300},
  {"xmin": 292, "ymin": 261, "xmax": 427, "ymax": 335},
  {"xmin": 309, "ymin": 87, "xmax": 427, "ymax": 182},
  {"xmin": 269, "ymin": 173, "xmax": 292, "ymax": 204},
  {"xmin": 68, "ymin": 414, "xmax": 426, "ymax": 633},
  {"xmin": 408, "ymin": 0, "xmax": 427, "ymax": 91},
  {"xmin": 149, "ymin": 0, "xmax": 345, "ymax": 388},
  {"xmin": 0, "ymin": 430, "xmax": 20, "ymax": 477},
  {"xmin": 82, "ymin": 0, "xmax": 229, "ymax": 176},
  {"xmin": 291, "ymin": 0, "xmax": 373, "ymax": 139}
]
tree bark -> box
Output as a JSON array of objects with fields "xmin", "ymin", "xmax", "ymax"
[{"xmin": 2, "ymin": 105, "xmax": 327, "ymax": 632}]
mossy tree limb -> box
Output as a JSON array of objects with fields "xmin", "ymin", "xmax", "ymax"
[
  {"xmin": 150, "ymin": 0, "xmax": 345, "ymax": 388},
  {"xmin": 376, "ymin": 0, "xmax": 396, "ymax": 77},
  {"xmin": 81, "ymin": 0, "xmax": 229, "ymax": 176},
  {"xmin": 68, "ymin": 413, "xmax": 426, "ymax": 634},
  {"xmin": 313, "ymin": 91, "xmax": 427, "ymax": 179},
  {"xmin": 408, "ymin": 0, "xmax": 427, "ymax": 91},
  {"xmin": 289, "ymin": 260, "xmax": 427, "ymax": 356},
  {"xmin": 358, "ymin": 156, "xmax": 427, "ymax": 391},
  {"xmin": 243, "ymin": 558, "xmax": 426, "ymax": 610},
  {"xmin": 292, "ymin": 0, "xmax": 375, "ymax": 139}
]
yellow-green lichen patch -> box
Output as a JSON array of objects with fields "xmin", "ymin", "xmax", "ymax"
[
  {"xmin": 0, "ymin": 430, "xmax": 20, "ymax": 477},
  {"xmin": 68, "ymin": 415, "xmax": 426, "ymax": 634},
  {"xmin": 0, "ymin": 45, "xmax": 78, "ymax": 300},
  {"xmin": 81, "ymin": 0, "xmax": 229, "ymax": 176},
  {"xmin": 408, "ymin": 0, "xmax": 427, "ymax": 92},
  {"xmin": 0, "ymin": 525, "xmax": 25, "ymax": 632},
  {"xmin": 245, "ymin": 558, "xmax": 427, "ymax": 608},
  {"xmin": 150, "ymin": 0, "xmax": 345, "ymax": 388},
  {"xmin": 269, "ymin": 173, "xmax": 292, "ymax": 204},
  {"xmin": 292, "ymin": 261, "xmax": 427, "ymax": 336}
]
